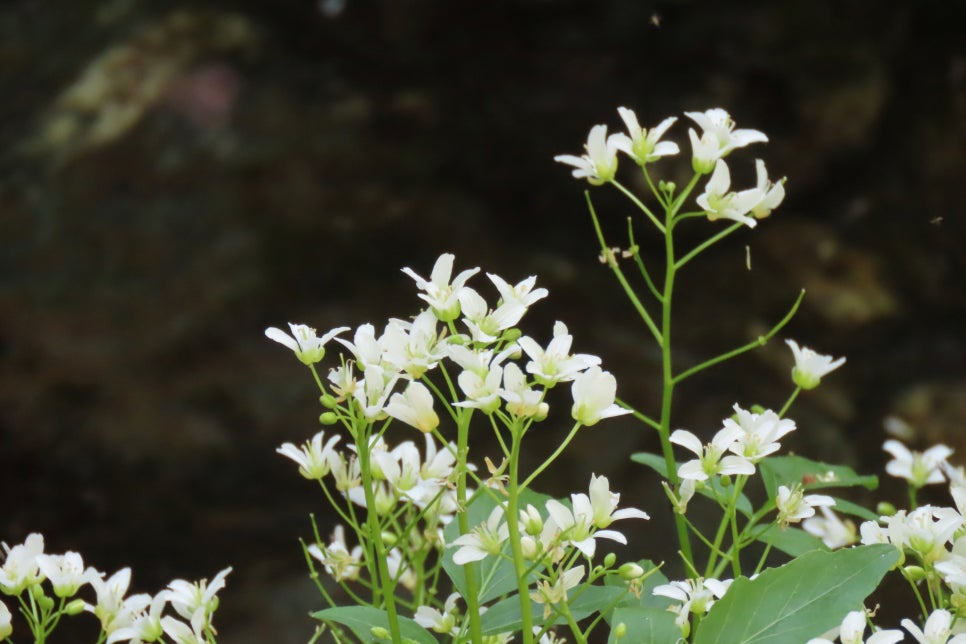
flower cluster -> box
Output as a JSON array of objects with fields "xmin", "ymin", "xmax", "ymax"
[
  {"xmin": 555, "ymin": 106, "xmax": 785, "ymax": 228},
  {"xmin": 0, "ymin": 533, "xmax": 230, "ymax": 643}
]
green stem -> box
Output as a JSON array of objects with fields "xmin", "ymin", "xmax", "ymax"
[
  {"xmin": 626, "ymin": 217, "xmax": 663, "ymax": 302},
  {"xmin": 777, "ymin": 387, "xmax": 801, "ymax": 418},
  {"xmin": 521, "ymin": 421, "xmax": 582, "ymax": 489},
  {"xmin": 455, "ymin": 410, "xmax": 484, "ymax": 644},
  {"xmin": 674, "ymin": 222, "xmax": 743, "ymax": 271},
  {"xmin": 615, "ymin": 397, "xmax": 660, "ymax": 431},
  {"xmin": 673, "ymin": 289, "xmax": 805, "ymax": 384},
  {"xmin": 355, "ymin": 424, "xmax": 402, "ymax": 644},
  {"xmin": 612, "ymin": 180, "xmax": 665, "ymax": 233},
  {"xmin": 506, "ymin": 424, "xmax": 535, "ymax": 644},
  {"xmin": 728, "ymin": 477, "xmax": 749, "ymax": 577},
  {"xmin": 586, "ymin": 192, "xmax": 663, "ymax": 345}
]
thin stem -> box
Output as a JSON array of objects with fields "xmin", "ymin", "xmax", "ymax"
[
  {"xmin": 505, "ymin": 424, "xmax": 535, "ymax": 644},
  {"xmin": 675, "ymin": 222, "xmax": 744, "ymax": 271},
  {"xmin": 521, "ymin": 421, "xmax": 582, "ymax": 489},
  {"xmin": 626, "ymin": 217, "xmax": 664, "ymax": 302},
  {"xmin": 777, "ymin": 387, "xmax": 801, "ymax": 418},
  {"xmin": 455, "ymin": 409, "xmax": 485, "ymax": 644},
  {"xmin": 673, "ymin": 290, "xmax": 805, "ymax": 384},
  {"xmin": 612, "ymin": 180, "xmax": 665, "ymax": 233},
  {"xmin": 615, "ymin": 397, "xmax": 660, "ymax": 431},
  {"xmin": 586, "ymin": 192, "xmax": 663, "ymax": 345}
]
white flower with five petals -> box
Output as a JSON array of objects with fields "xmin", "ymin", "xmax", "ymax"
[
  {"xmin": 785, "ymin": 339, "xmax": 846, "ymax": 390},
  {"xmin": 883, "ymin": 439, "xmax": 952, "ymax": 488},
  {"xmin": 670, "ymin": 426, "xmax": 755, "ymax": 482},
  {"xmin": 570, "ymin": 367, "xmax": 629, "ymax": 426},
  {"xmin": 685, "ymin": 108, "xmax": 768, "ymax": 159},
  {"xmin": 612, "ymin": 107, "xmax": 679, "ymax": 165},
  {"xmin": 264, "ymin": 323, "xmax": 349, "ymax": 365},
  {"xmin": 696, "ymin": 159, "xmax": 766, "ymax": 228},
  {"xmin": 402, "ymin": 254, "xmax": 480, "ymax": 322},
  {"xmin": 554, "ymin": 124, "xmax": 621, "ymax": 185}
]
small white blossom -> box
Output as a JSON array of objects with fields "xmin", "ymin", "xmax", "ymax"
[
  {"xmin": 0, "ymin": 533, "xmax": 46, "ymax": 594},
  {"xmin": 570, "ymin": 366, "xmax": 630, "ymax": 426},
  {"xmin": 402, "ymin": 254, "xmax": 480, "ymax": 322},
  {"xmin": 554, "ymin": 124, "xmax": 621, "ymax": 185},
  {"xmin": 806, "ymin": 609, "xmax": 904, "ymax": 644},
  {"xmin": 531, "ymin": 566, "xmax": 585, "ymax": 619},
  {"xmin": 264, "ymin": 323, "xmax": 349, "ymax": 365},
  {"xmin": 166, "ymin": 567, "xmax": 231, "ymax": 628},
  {"xmin": 386, "ymin": 381, "xmax": 440, "ymax": 433},
  {"xmin": 309, "ymin": 525, "xmax": 363, "ymax": 582},
  {"xmin": 688, "ymin": 128, "xmax": 721, "ymax": 174},
  {"xmin": 0, "ymin": 599, "xmax": 11, "ymax": 640},
  {"xmin": 725, "ymin": 404, "xmax": 796, "ymax": 463},
  {"xmin": 107, "ymin": 591, "xmax": 168, "ymax": 644},
  {"xmin": 381, "ymin": 310, "xmax": 446, "ymax": 378},
  {"xmin": 518, "ymin": 321, "xmax": 601, "ymax": 387},
  {"xmin": 751, "ymin": 159, "xmax": 786, "ymax": 219},
  {"xmin": 36, "ymin": 551, "xmax": 88, "ymax": 598},
  {"xmin": 696, "ymin": 159, "xmax": 765, "ymax": 228},
  {"xmin": 487, "ymin": 273, "xmax": 549, "ymax": 309},
  {"xmin": 501, "ymin": 362, "xmax": 548, "ymax": 420},
  {"xmin": 883, "ymin": 439, "xmax": 953, "ymax": 488},
  {"xmin": 685, "ymin": 108, "xmax": 768, "ymax": 159},
  {"xmin": 612, "ymin": 107, "xmax": 679, "ymax": 165},
  {"xmin": 450, "ymin": 506, "xmax": 510, "ymax": 565},
  {"xmin": 413, "ymin": 593, "xmax": 461, "ymax": 636},
  {"xmin": 775, "ymin": 485, "xmax": 835, "ymax": 527},
  {"xmin": 653, "ymin": 577, "xmax": 732, "ymax": 632},
  {"xmin": 671, "ymin": 426, "xmax": 755, "ymax": 481},
  {"xmin": 785, "ymin": 339, "xmax": 846, "ymax": 390},
  {"xmin": 276, "ymin": 431, "xmax": 342, "ymax": 480},
  {"xmin": 459, "ymin": 287, "xmax": 527, "ymax": 344},
  {"xmin": 85, "ymin": 568, "xmax": 152, "ymax": 636},
  {"xmin": 160, "ymin": 609, "xmax": 207, "ymax": 644},
  {"xmin": 802, "ymin": 507, "xmax": 858, "ymax": 549},
  {"xmin": 903, "ymin": 608, "xmax": 966, "ymax": 644},
  {"xmin": 863, "ymin": 506, "xmax": 962, "ymax": 564}
]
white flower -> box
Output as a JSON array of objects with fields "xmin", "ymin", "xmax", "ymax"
[
  {"xmin": 385, "ymin": 548, "xmax": 417, "ymax": 591},
  {"xmin": 586, "ymin": 474, "xmax": 649, "ymax": 529},
  {"xmin": 449, "ymin": 506, "xmax": 510, "ymax": 565},
  {"xmin": 454, "ymin": 362, "xmax": 504, "ymax": 414},
  {"xmin": 308, "ymin": 525, "xmax": 363, "ymax": 582},
  {"xmin": 36, "ymin": 551, "xmax": 88, "ymax": 598},
  {"xmin": 653, "ymin": 577, "xmax": 732, "ymax": 630},
  {"xmin": 725, "ymin": 404, "xmax": 796, "ymax": 463},
  {"xmin": 501, "ymin": 362, "xmax": 548, "ymax": 420},
  {"xmin": 885, "ymin": 506, "xmax": 962, "ymax": 564},
  {"xmin": 802, "ymin": 507, "xmax": 858, "ymax": 549},
  {"xmin": 688, "ymin": 128, "xmax": 721, "ymax": 174},
  {"xmin": 352, "ymin": 364, "xmax": 400, "ymax": 421},
  {"xmin": 264, "ymin": 323, "xmax": 349, "ymax": 365},
  {"xmin": 160, "ymin": 609, "xmax": 207, "ymax": 644},
  {"xmin": 518, "ymin": 321, "xmax": 601, "ymax": 387},
  {"xmin": 554, "ymin": 124, "xmax": 621, "ymax": 185},
  {"xmin": 402, "ymin": 253, "xmax": 480, "ymax": 322},
  {"xmin": 883, "ymin": 439, "xmax": 953, "ymax": 488},
  {"xmin": 570, "ymin": 366, "xmax": 630, "ymax": 426},
  {"xmin": 335, "ymin": 323, "xmax": 383, "ymax": 369},
  {"xmin": 386, "ymin": 381, "xmax": 440, "ymax": 433},
  {"xmin": 685, "ymin": 108, "xmax": 768, "ymax": 159},
  {"xmin": 276, "ymin": 431, "xmax": 342, "ymax": 480},
  {"xmin": 611, "ymin": 107, "xmax": 679, "ymax": 165},
  {"xmin": 785, "ymin": 339, "xmax": 846, "ymax": 390},
  {"xmin": 381, "ymin": 310, "xmax": 446, "ymax": 378},
  {"xmin": 671, "ymin": 426, "xmax": 756, "ymax": 481},
  {"xmin": 413, "ymin": 593, "xmax": 461, "ymax": 636},
  {"xmin": 807, "ymin": 609, "xmax": 904, "ymax": 644},
  {"xmin": 0, "ymin": 533, "xmax": 45, "ymax": 594},
  {"xmin": 751, "ymin": 159, "xmax": 786, "ymax": 219},
  {"xmin": 775, "ymin": 485, "xmax": 835, "ymax": 527},
  {"xmin": 0, "ymin": 600, "xmax": 11, "ymax": 640},
  {"xmin": 106, "ymin": 591, "xmax": 167, "ymax": 644},
  {"xmin": 85, "ymin": 568, "xmax": 152, "ymax": 635},
  {"xmin": 459, "ymin": 287, "xmax": 527, "ymax": 344},
  {"xmin": 531, "ymin": 566, "xmax": 585, "ymax": 619},
  {"xmin": 903, "ymin": 609, "xmax": 966, "ymax": 644},
  {"xmin": 487, "ymin": 273, "xmax": 549, "ymax": 309},
  {"xmin": 695, "ymin": 159, "xmax": 765, "ymax": 228},
  {"xmin": 166, "ymin": 567, "xmax": 231, "ymax": 627}
]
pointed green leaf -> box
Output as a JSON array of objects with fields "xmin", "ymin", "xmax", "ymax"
[
  {"xmin": 694, "ymin": 544, "xmax": 900, "ymax": 644},
  {"xmin": 758, "ymin": 456, "xmax": 878, "ymax": 501}
]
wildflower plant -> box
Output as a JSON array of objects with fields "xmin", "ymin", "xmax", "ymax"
[{"xmin": 5, "ymin": 105, "xmax": 962, "ymax": 644}]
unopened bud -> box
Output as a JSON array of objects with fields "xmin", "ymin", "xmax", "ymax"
[
  {"xmin": 370, "ymin": 626, "xmax": 390, "ymax": 640},
  {"xmin": 903, "ymin": 565, "xmax": 926, "ymax": 582},
  {"xmin": 876, "ymin": 502, "xmax": 898, "ymax": 517},
  {"xmin": 65, "ymin": 598, "xmax": 87, "ymax": 615},
  {"xmin": 503, "ymin": 328, "xmax": 522, "ymax": 342},
  {"xmin": 619, "ymin": 562, "xmax": 645, "ymax": 580},
  {"xmin": 603, "ymin": 553, "xmax": 617, "ymax": 568},
  {"xmin": 614, "ymin": 622, "xmax": 627, "ymax": 639},
  {"xmin": 319, "ymin": 412, "xmax": 338, "ymax": 425},
  {"xmin": 320, "ymin": 393, "xmax": 338, "ymax": 409}
]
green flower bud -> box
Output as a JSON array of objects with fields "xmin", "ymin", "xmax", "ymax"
[
  {"xmin": 618, "ymin": 562, "xmax": 645, "ymax": 580},
  {"xmin": 320, "ymin": 393, "xmax": 338, "ymax": 409},
  {"xmin": 370, "ymin": 626, "xmax": 390, "ymax": 640},
  {"xmin": 65, "ymin": 598, "xmax": 87, "ymax": 615},
  {"xmin": 380, "ymin": 532, "xmax": 398, "ymax": 548},
  {"xmin": 318, "ymin": 412, "xmax": 338, "ymax": 425},
  {"xmin": 877, "ymin": 501, "xmax": 898, "ymax": 516},
  {"xmin": 903, "ymin": 565, "xmax": 926, "ymax": 581},
  {"xmin": 603, "ymin": 553, "xmax": 617, "ymax": 568},
  {"xmin": 503, "ymin": 328, "xmax": 522, "ymax": 342},
  {"xmin": 613, "ymin": 623, "xmax": 627, "ymax": 640}
]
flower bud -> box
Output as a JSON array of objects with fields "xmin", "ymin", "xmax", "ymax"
[
  {"xmin": 603, "ymin": 553, "xmax": 617, "ymax": 568},
  {"xmin": 521, "ymin": 536, "xmax": 539, "ymax": 560},
  {"xmin": 619, "ymin": 562, "xmax": 645, "ymax": 580},
  {"xmin": 65, "ymin": 598, "xmax": 87, "ymax": 615},
  {"xmin": 534, "ymin": 403, "xmax": 550, "ymax": 422},
  {"xmin": 613, "ymin": 623, "xmax": 627, "ymax": 640},
  {"xmin": 503, "ymin": 328, "xmax": 522, "ymax": 342},
  {"xmin": 320, "ymin": 394, "xmax": 338, "ymax": 409},
  {"xmin": 876, "ymin": 502, "xmax": 898, "ymax": 517},
  {"xmin": 370, "ymin": 626, "xmax": 391, "ymax": 640},
  {"xmin": 380, "ymin": 532, "xmax": 398, "ymax": 548},
  {"xmin": 903, "ymin": 565, "xmax": 927, "ymax": 582},
  {"xmin": 319, "ymin": 412, "xmax": 338, "ymax": 425}
]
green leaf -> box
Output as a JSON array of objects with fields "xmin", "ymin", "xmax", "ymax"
[
  {"xmin": 693, "ymin": 544, "xmax": 900, "ymax": 644},
  {"xmin": 441, "ymin": 488, "xmax": 552, "ymax": 604},
  {"xmin": 828, "ymin": 496, "xmax": 880, "ymax": 523},
  {"xmin": 313, "ymin": 606, "xmax": 438, "ymax": 644},
  {"xmin": 632, "ymin": 451, "xmax": 754, "ymax": 517},
  {"xmin": 758, "ymin": 456, "xmax": 878, "ymax": 502},
  {"xmin": 607, "ymin": 606, "xmax": 680, "ymax": 644},
  {"xmin": 479, "ymin": 586, "xmax": 625, "ymax": 635},
  {"xmin": 754, "ymin": 526, "xmax": 827, "ymax": 557}
]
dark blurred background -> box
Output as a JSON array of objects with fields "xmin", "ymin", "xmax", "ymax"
[{"xmin": 1, "ymin": 0, "xmax": 963, "ymax": 641}]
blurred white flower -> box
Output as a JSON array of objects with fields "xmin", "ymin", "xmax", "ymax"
[
  {"xmin": 696, "ymin": 159, "xmax": 765, "ymax": 228},
  {"xmin": 386, "ymin": 381, "xmax": 439, "ymax": 433},
  {"xmin": 544, "ymin": 475, "xmax": 647, "ymax": 558},
  {"xmin": 501, "ymin": 362, "xmax": 548, "ymax": 420},
  {"xmin": 450, "ymin": 506, "xmax": 510, "ymax": 565},
  {"xmin": 688, "ymin": 128, "xmax": 721, "ymax": 174},
  {"xmin": 612, "ymin": 107, "xmax": 679, "ymax": 165},
  {"xmin": 309, "ymin": 525, "xmax": 363, "ymax": 582},
  {"xmin": 85, "ymin": 568, "xmax": 151, "ymax": 636},
  {"xmin": 0, "ymin": 533, "xmax": 45, "ymax": 594},
  {"xmin": 802, "ymin": 507, "xmax": 858, "ymax": 549},
  {"xmin": 554, "ymin": 124, "xmax": 620, "ymax": 185},
  {"xmin": 775, "ymin": 485, "xmax": 835, "ymax": 528},
  {"xmin": 487, "ymin": 273, "xmax": 548, "ymax": 309},
  {"xmin": 106, "ymin": 591, "xmax": 167, "ymax": 644},
  {"xmin": 0, "ymin": 599, "xmax": 11, "ymax": 640},
  {"xmin": 750, "ymin": 159, "xmax": 786, "ymax": 219},
  {"xmin": 381, "ymin": 310, "xmax": 445, "ymax": 378},
  {"xmin": 785, "ymin": 339, "xmax": 846, "ymax": 390},
  {"xmin": 402, "ymin": 253, "xmax": 480, "ymax": 322},
  {"xmin": 531, "ymin": 566, "xmax": 584, "ymax": 619},
  {"xmin": 806, "ymin": 609, "xmax": 904, "ymax": 644},
  {"xmin": 902, "ymin": 608, "xmax": 966, "ymax": 644},
  {"xmin": 36, "ymin": 551, "xmax": 88, "ymax": 598},
  {"xmin": 570, "ymin": 366, "xmax": 629, "ymax": 426},
  {"xmin": 413, "ymin": 592, "xmax": 461, "ymax": 636},
  {"xmin": 459, "ymin": 287, "xmax": 527, "ymax": 344},
  {"xmin": 166, "ymin": 567, "xmax": 231, "ymax": 626},
  {"xmin": 264, "ymin": 323, "xmax": 349, "ymax": 366},
  {"xmin": 883, "ymin": 439, "xmax": 952, "ymax": 488},
  {"xmin": 653, "ymin": 577, "xmax": 732, "ymax": 631}
]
